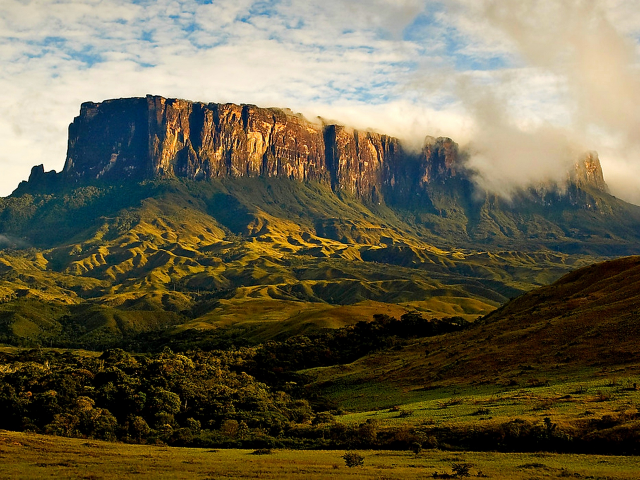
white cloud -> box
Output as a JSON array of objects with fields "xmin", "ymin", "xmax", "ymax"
[
  {"xmin": 1, "ymin": 0, "xmax": 640, "ymax": 206},
  {"xmin": 0, "ymin": 0, "xmax": 432, "ymax": 195},
  {"xmin": 426, "ymin": 0, "xmax": 640, "ymax": 202}
]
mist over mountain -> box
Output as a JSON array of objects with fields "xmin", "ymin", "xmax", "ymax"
[{"xmin": 17, "ymin": 95, "xmax": 609, "ymax": 203}]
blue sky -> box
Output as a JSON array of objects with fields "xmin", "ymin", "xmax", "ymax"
[{"xmin": 2, "ymin": 0, "xmax": 640, "ymax": 202}]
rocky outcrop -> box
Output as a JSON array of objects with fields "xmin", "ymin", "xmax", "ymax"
[
  {"xmin": 17, "ymin": 95, "xmax": 608, "ymax": 203},
  {"xmin": 55, "ymin": 95, "xmax": 463, "ymax": 203},
  {"xmin": 63, "ymin": 97, "xmax": 150, "ymax": 183},
  {"xmin": 145, "ymin": 97, "xmax": 330, "ymax": 184},
  {"xmin": 571, "ymin": 151, "xmax": 608, "ymax": 192},
  {"xmin": 420, "ymin": 136, "xmax": 459, "ymax": 184},
  {"xmin": 19, "ymin": 165, "xmax": 60, "ymax": 193},
  {"xmin": 56, "ymin": 96, "xmax": 395, "ymax": 200}
]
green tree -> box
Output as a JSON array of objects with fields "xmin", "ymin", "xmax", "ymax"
[{"xmin": 127, "ymin": 415, "xmax": 151, "ymax": 442}]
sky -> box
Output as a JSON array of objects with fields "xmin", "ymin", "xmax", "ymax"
[{"xmin": 2, "ymin": 0, "xmax": 640, "ymax": 203}]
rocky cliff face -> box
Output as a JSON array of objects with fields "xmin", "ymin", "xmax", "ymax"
[
  {"xmin": 571, "ymin": 151, "xmax": 608, "ymax": 192},
  {"xmin": 56, "ymin": 95, "xmax": 461, "ymax": 203},
  {"xmin": 18, "ymin": 95, "xmax": 608, "ymax": 203},
  {"xmin": 63, "ymin": 97, "xmax": 150, "ymax": 182},
  {"xmin": 145, "ymin": 97, "xmax": 330, "ymax": 184}
]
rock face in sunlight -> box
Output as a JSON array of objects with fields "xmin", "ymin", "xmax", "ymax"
[
  {"xmin": 571, "ymin": 151, "xmax": 608, "ymax": 192},
  {"xmin": 38, "ymin": 95, "xmax": 464, "ymax": 202},
  {"xmin": 20, "ymin": 95, "xmax": 609, "ymax": 205}
]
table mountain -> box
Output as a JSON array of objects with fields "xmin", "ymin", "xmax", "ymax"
[{"xmin": 0, "ymin": 95, "xmax": 639, "ymax": 349}]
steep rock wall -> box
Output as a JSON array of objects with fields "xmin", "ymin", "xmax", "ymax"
[
  {"xmin": 21, "ymin": 95, "xmax": 607, "ymax": 203},
  {"xmin": 60, "ymin": 95, "xmax": 422, "ymax": 201}
]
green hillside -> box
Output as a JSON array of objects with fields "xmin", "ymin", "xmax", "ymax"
[
  {"xmin": 0, "ymin": 175, "xmax": 626, "ymax": 348},
  {"xmin": 308, "ymin": 256, "xmax": 640, "ymax": 400},
  {"xmin": 3, "ymin": 257, "xmax": 640, "ymax": 455}
]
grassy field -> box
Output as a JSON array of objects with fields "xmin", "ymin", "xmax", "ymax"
[
  {"xmin": 336, "ymin": 370, "xmax": 640, "ymax": 428},
  {"xmin": 1, "ymin": 430, "xmax": 640, "ymax": 479}
]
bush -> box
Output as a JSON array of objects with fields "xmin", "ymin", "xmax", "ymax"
[
  {"xmin": 342, "ymin": 451, "xmax": 364, "ymax": 467},
  {"xmin": 451, "ymin": 463, "xmax": 472, "ymax": 477},
  {"xmin": 411, "ymin": 441, "xmax": 422, "ymax": 455},
  {"xmin": 471, "ymin": 408, "xmax": 490, "ymax": 416}
]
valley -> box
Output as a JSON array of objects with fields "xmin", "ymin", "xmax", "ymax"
[{"xmin": 0, "ymin": 176, "xmax": 617, "ymax": 349}]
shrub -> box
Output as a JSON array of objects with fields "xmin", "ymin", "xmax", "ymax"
[
  {"xmin": 595, "ymin": 391, "xmax": 612, "ymax": 402},
  {"xmin": 251, "ymin": 448, "xmax": 272, "ymax": 455},
  {"xmin": 312, "ymin": 412, "xmax": 335, "ymax": 425},
  {"xmin": 411, "ymin": 441, "xmax": 422, "ymax": 456},
  {"xmin": 438, "ymin": 398, "xmax": 464, "ymax": 408},
  {"xmin": 451, "ymin": 463, "xmax": 472, "ymax": 477},
  {"xmin": 470, "ymin": 408, "xmax": 490, "ymax": 416},
  {"xmin": 342, "ymin": 451, "xmax": 364, "ymax": 467}
]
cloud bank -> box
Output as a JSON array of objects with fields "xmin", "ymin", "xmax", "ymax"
[
  {"xmin": 441, "ymin": 0, "xmax": 640, "ymax": 201},
  {"xmin": 1, "ymin": 0, "xmax": 640, "ymax": 204}
]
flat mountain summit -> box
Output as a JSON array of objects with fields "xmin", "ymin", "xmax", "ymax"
[
  {"xmin": 21, "ymin": 95, "xmax": 605, "ymax": 201},
  {"xmin": 1, "ymin": 95, "xmax": 640, "ymax": 349}
]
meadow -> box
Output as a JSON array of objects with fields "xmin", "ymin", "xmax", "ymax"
[
  {"xmin": 2, "ymin": 429, "xmax": 640, "ymax": 479},
  {"xmin": 336, "ymin": 369, "xmax": 638, "ymax": 421}
]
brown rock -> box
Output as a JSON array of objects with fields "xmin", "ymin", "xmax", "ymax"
[
  {"xmin": 44, "ymin": 95, "xmax": 613, "ymax": 204},
  {"xmin": 61, "ymin": 95, "xmax": 459, "ymax": 203},
  {"xmin": 571, "ymin": 151, "xmax": 608, "ymax": 192}
]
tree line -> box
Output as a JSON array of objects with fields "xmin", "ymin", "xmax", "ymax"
[{"xmin": 0, "ymin": 313, "xmax": 471, "ymax": 448}]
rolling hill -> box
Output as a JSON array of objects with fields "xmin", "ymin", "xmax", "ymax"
[{"xmin": 308, "ymin": 255, "xmax": 640, "ymax": 405}]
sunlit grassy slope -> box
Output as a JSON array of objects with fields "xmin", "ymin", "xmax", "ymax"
[
  {"xmin": 281, "ymin": 256, "xmax": 640, "ymax": 458},
  {"xmin": 307, "ymin": 256, "xmax": 640, "ymax": 410},
  {"xmin": 0, "ymin": 177, "xmax": 637, "ymax": 347}
]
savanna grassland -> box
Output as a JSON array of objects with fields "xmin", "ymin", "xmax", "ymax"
[{"xmin": 3, "ymin": 430, "xmax": 640, "ymax": 479}]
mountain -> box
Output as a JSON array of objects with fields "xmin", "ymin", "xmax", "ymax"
[
  {"xmin": 16, "ymin": 95, "xmax": 638, "ymax": 254},
  {"xmin": 18, "ymin": 95, "xmax": 457, "ymax": 201},
  {"xmin": 1, "ymin": 95, "xmax": 640, "ymax": 349},
  {"xmin": 18, "ymin": 95, "xmax": 606, "ymax": 202}
]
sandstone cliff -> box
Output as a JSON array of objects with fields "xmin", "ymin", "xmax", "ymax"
[
  {"xmin": 56, "ymin": 95, "xmax": 464, "ymax": 203},
  {"xmin": 18, "ymin": 95, "xmax": 607, "ymax": 202},
  {"xmin": 571, "ymin": 151, "xmax": 608, "ymax": 192}
]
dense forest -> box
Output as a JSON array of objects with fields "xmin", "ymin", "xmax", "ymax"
[
  {"xmin": 2, "ymin": 313, "xmax": 639, "ymax": 454},
  {"xmin": 0, "ymin": 314, "xmax": 470, "ymax": 449}
]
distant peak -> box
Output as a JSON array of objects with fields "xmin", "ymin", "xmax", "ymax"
[
  {"xmin": 571, "ymin": 151, "xmax": 608, "ymax": 192},
  {"xmin": 420, "ymin": 136, "xmax": 460, "ymax": 183}
]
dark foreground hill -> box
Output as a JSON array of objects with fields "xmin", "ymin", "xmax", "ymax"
[{"xmin": 310, "ymin": 255, "xmax": 640, "ymax": 396}]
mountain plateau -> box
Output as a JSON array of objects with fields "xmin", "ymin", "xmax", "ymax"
[{"xmin": 0, "ymin": 95, "xmax": 639, "ymax": 349}]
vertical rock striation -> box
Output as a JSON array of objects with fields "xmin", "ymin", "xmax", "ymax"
[
  {"xmin": 19, "ymin": 95, "xmax": 607, "ymax": 202},
  {"xmin": 59, "ymin": 95, "xmax": 450, "ymax": 203},
  {"xmin": 571, "ymin": 151, "xmax": 608, "ymax": 192}
]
